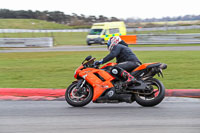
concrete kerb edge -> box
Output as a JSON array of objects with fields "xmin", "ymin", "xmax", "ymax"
[{"xmin": 0, "ymin": 88, "xmax": 200, "ymax": 100}]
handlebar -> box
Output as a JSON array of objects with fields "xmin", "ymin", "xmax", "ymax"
[{"xmin": 82, "ymin": 57, "xmax": 96, "ymax": 68}]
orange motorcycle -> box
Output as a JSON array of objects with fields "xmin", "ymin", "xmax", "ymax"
[{"xmin": 65, "ymin": 56, "xmax": 167, "ymax": 107}]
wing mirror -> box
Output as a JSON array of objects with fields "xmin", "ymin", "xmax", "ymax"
[{"xmin": 85, "ymin": 55, "xmax": 92, "ymax": 61}]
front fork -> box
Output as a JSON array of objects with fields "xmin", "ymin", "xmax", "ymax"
[
  {"xmin": 76, "ymin": 79, "xmax": 86, "ymax": 95},
  {"xmin": 76, "ymin": 79, "xmax": 85, "ymax": 88}
]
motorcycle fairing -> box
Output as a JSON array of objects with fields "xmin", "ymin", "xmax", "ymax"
[
  {"xmin": 74, "ymin": 65, "xmax": 84, "ymax": 79},
  {"xmin": 79, "ymin": 68, "xmax": 115, "ymax": 101},
  {"xmin": 100, "ymin": 63, "xmax": 117, "ymax": 69},
  {"xmin": 133, "ymin": 63, "xmax": 159, "ymax": 71}
]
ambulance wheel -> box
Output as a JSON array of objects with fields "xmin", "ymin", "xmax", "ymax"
[{"xmin": 87, "ymin": 43, "xmax": 92, "ymax": 46}]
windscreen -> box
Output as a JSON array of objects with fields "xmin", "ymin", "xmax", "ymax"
[{"xmin": 89, "ymin": 29, "xmax": 103, "ymax": 35}]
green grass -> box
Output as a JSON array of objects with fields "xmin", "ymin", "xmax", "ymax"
[
  {"xmin": 0, "ymin": 32, "xmax": 88, "ymax": 45},
  {"xmin": 127, "ymin": 20, "xmax": 200, "ymax": 27},
  {"xmin": 142, "ymin": 20, "xmax": 200, "ymax": 25},
  {"xmin": 0, "ymin": 19, "xmax": 76, "ymax": 29},
  {"xmin": 0, "ymin": 19, "xmax": 90, "ymax": 29},
  {"xmin": 0, "ymin": 51, "xmax": 199, "ymax": 89}
]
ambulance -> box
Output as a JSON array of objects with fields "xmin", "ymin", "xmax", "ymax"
[{"xmin": 86, "ymin": 21, "xmax": 126, "ymax": 45}]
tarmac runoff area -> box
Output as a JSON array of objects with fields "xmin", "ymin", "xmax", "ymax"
[
  {"xmin": 1, "ymin": 46, "xmax": 200, "ymax": 53},
  {"xmin": 0, "ymin": 97, "xmax": 200, "ymax": 133}
]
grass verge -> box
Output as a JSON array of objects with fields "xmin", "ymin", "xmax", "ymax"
[
  {"xmin": 0, "ymin": 19, "xmax": 89, "ymax": 29},
  {"xmin": 0, "ymin": 51, "xmax": 199, "ymax": 89},
  {"xmin": 1, "ymin": 32, "xmax": 200, "ymax": 46}
]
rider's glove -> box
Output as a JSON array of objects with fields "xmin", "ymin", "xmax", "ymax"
[{"xmin": 95, "ymin": 60, "xmax": 103, "ymax": 66}]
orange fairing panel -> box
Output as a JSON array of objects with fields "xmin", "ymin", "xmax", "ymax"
[
  {"xmin": 74, "ymin": 65, "xmax": 84, "ymax": 78},
  {"xmin": 79, "ymin": 68, "xmax": 114, "ymax": 101},
  {"xmin": 133, "ymin": 63, "xmax": 158, "ymax": 71},
  {"xmin": 101, "ymin": 63, "xmax": 117, "ymax": 69},
  {"xmin": 92, "ymin": 81, "xmax": 114, "ymax": 101}
]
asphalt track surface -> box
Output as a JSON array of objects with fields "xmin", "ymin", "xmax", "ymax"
[
  {"xmin": 1, "ymin": 46, "xmax": 200, "ymax": 53},
  {"xmin": 0, "ymin": 97, "xmax": 200, "ymax": 133}
]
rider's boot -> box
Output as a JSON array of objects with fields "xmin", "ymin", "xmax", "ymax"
[{"xmin": 121, "ymin": 70, "xmax": 140, "ymax": 86}]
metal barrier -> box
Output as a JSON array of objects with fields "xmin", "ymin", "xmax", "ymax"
[
  {"xmin": 0, "ymin": 29, "xmax": 90, "ymax": 33},
  {"xmin": 127, "ymin": 25, "xmax": 200, "ymax": 32},
  {"xmin": 136, "ymin": 34, "xmax": 200, "ymax": 44},
  {"xmin": 1, "ymin": 25, "xmax": 200, "ymax": 33},
  {"xmin": 0, "ymin": 37, "xmax": 53, "ymax": 47}
]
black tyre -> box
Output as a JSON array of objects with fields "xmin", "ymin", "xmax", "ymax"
[
  {"xmin": 100, "ymin": 39, "xmax": 105, "ymax": 45},
  {"xmin": 135, "ymin": 78, "xmax": 165, "ymax": 107},
  {"xmin": 65, "ymin": 81, "xmax": 93, "ymax": 107},
  {"xmin": 87, "ymin": 42, "xmax": 92, "ymax": 46}
]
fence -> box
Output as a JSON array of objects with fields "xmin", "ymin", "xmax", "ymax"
[
  {"xmin": 0, "ymin": 37, "xmax": 53, "ymax": 47},
  {"xmin": 136, "ymin": 34, "xmax": 200, "ymax": 44},
  {"xmin": 127, "ymin": 25, "xmax": 200, "ymax": 32},
  {"xmin": 0, "ymin": 25, "xmax": 200, "ymax": 33}
]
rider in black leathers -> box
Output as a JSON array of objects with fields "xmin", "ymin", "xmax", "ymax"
[{"xmin": 96, "ymin": 36, "xmax": 142, "ymax": 86}]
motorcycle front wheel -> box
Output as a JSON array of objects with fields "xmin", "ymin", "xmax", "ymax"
[
  {"xmin": 135, "ymin": 78, "xmax": 165, "ymax": 107},
  {"xmin": 65, "ymin": 81, "xmax": 93, "ymax": 107}
]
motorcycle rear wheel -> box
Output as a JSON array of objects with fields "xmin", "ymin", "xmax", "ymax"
[
  {"xmin": 65, "ymin": 81, "xmax": 93, "ymax": 107},
  {"xmin": 135, "ymin": 78, "xmax": 165, "ymax": 107}
]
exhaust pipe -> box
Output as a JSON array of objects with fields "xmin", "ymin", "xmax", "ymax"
[{"xmin": 160, "ymin": 63, "xmax": 167, "ymax": 70}]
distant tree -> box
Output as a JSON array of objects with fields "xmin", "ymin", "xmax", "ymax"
[
  {"xmin": 110, "ymin": 17, "xmax": 120, "ymax": 21},
  {"xmin": 0, "ymin": 9, "xmax": 16, "ymax": 18},
  {"xmin": 1, "ymin": 9, "xmax": 199, "ymax": 26},
  {"xmin": 88, "ymin": 15, "xmax": 97, "ymax": 22},
  {"xmin": 98, "ymin": 15, "xmax": 109, "ymax": 22}
]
